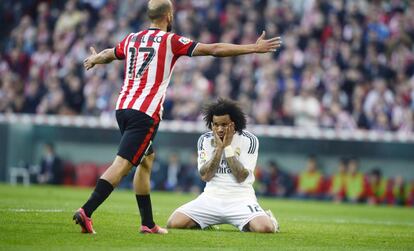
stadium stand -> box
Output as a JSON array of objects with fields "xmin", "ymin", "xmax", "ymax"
[{"xmin": 0, "ymin": 0, "xmax": 413, "ymax": 132}]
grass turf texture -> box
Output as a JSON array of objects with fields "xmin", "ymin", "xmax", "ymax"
[{"xmin": 0, "ymin": 184, "xmax": 413, "ymax": 251}]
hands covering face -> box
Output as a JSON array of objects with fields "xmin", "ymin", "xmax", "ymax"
[{"xmin": 213, "ymin": 122, "xmax": 235, "ymax": 149}]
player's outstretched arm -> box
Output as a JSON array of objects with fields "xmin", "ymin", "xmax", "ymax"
[
  {"xmin": 84, "ymin": 47, "xmax": 117, "ymax": 70},
  {"xmin": 192, "ymin": 31, "xmax": 281, "ymax": 57}
]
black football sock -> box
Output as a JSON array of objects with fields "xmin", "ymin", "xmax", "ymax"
[
  {"xmin": 82, "ymin": 179, "xmax": 114, "ymax": 217},
  {"xmin": 136, "ymin": 194, "xmax": 155, "ymax": 228}
]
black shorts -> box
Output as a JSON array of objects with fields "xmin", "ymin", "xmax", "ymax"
[{"xmin": 116, "ymin": 109, "xmax": 159, "ymax": 166}]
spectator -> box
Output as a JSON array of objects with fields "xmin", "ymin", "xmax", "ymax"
[
  {"xmin": 291, "ymin": 88, "xmax": 321, "ymax": 127},
  {"xmin": 344, "ymin": 157, "xmax": 366, "ymax": 203},
  {"xmin": 327, "ymin": 158, "xmax": 347, "ymax": 203},
  {"xmin": 165, "ymin": 153, "xmax": 181, "ymax": 191},
  {"xmin": 54, "ymin": 0, "xmax": 86, "ymax": 36},
  {"xmin": 265, "ymin": 161, "xmax": 294, "ymax": 197},
  {"xmin": 296, "ymin": 155, "xmax": 323, "ymax": 199},
  {"xmin": 365, "ymin": 168, "xmax": 387, "ymax": 205},
  {"xmin": 253, "ymin": 164, "xmax": 267, "ymax": 196},
  {"xmin": 37, "ymin": 142, "xmax": 63, "ymax": 185},
  {"xmin": 149, "ymin": 158, "xmax": 167, "ymax": 191},
  {"xmin": 386, "ymin": 175, "xmax": 406, "ymax": 206},
  {"xmin": 176, "ymin": 153, "xmax": 203, "ymax": 193}
]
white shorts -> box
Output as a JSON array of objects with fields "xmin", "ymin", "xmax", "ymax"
[{"xmin": 175, "ymin": 193, "xmax": 267, "ymax": 231}]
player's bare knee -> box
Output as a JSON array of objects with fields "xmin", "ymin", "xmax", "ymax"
[
  {"xmin": 166, "ymin": 219, "xmax": 174, "ymax": 228},
  {"xmin": 139, "ymin": 164, "xmax": 152, "ymax": 174},
  {"xmin": 114, "ymin": 158, "xmax": 133, "ymax": 174},
  {"xmin": 255, "ymin": 223, "xmax": 274, "ymax": 233},
  {"xmin": 166, "ymin": 217, "xmax": 181, "ymax": 229},
  {"xmin": 114, "ymin": 164, "xmax": 131, "ymax": 177},
  {"xmin": 262, "ymin": 223, "xmax": 275, "ymax": 233},
  {"xmin": 140, "ymin": 154, "xmax": 155, "ymax": 172},
  {"xmin": 167, "ymin": 212, "xmax": 194, "ymax": 229},
  {"xmin": 249, "ymin": 219, "xmax": 275, "ymax": 233},
  {"xmin": 145, "ymin": 152, "xmax": 155, "ymax": 162},
  {"xmin": 101, "ymin": 157, "xmax": 132, "ymax": 184}
]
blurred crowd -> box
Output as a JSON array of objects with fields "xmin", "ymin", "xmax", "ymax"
[
  {"xmin": 254, "ymin": 155, "xmax": 414, "ymax": 207},
  {"xmin": 1, "ymin": 0, "xmax": 414, "ymax": 132}
]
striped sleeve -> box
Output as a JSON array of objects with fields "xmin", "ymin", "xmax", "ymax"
[
  {"xmin": 171, "ymin": 34, "xmax": 198, "ymax": 57},
  {"xmin": 197, "ymin": 132, "xmax": 212, "ymax": 151},
  {"xmin": 239, "ymin": 131, "xmax": 259, "ymax": 171},
  {"xmin": 197, "ymin": 134, "xmax": 205, "ymax": 151},
  {"xmin": 242, "ymin": 131, "xmax": 258, "ymax": 154},
  {"xmin": 114, "ymin": 33, "xmax": 133, "ymax": 60},
  {"xmin": 197, "ymin": 132, "xmax": 213, "ymax": 170}
]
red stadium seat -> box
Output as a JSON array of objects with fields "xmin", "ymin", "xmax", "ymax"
[
  {"xmin": 62, "ymin": 162, "xmax": 76, "ymax": 186},
  {"xmin": 74, "ymin": 162, "xmax": 98, "ymax": 187}
]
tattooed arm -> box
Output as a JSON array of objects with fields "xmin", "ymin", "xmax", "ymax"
[
  {"xmin": 226, "ymin": 156, "xmax": 249, "ymax": 183},
  {"xmin": 221, "ymin": 122, "xmax": 249, "ymax": 183},
  {"xmin": 199, "ymin": 147, "xmax": 223, "ymax": 182}
]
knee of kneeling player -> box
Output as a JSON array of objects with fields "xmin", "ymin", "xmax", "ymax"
[
  {"xmin": 167, "ymin": 215, "xmax": 193, "ymax": 229},
  {"xmin": 166, "ymin": 217, "xmax": 181, "ymax": 229},
  {"xmin": 251, "ymin": 222, "xmax": 274, "ymax": 233}
]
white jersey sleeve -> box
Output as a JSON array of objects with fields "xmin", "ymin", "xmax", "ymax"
[
  {"xmin": 239, "ymin": 131, "xmax": 259, "ymax": 172},
  {"xmin": 197, "ymin": 132, "xmax": 214, "ymax": 171}
]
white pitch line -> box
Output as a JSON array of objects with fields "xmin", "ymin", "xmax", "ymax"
[{"xmin": 0, "ymin": 208, "xmax": 66, "ymax": 213}]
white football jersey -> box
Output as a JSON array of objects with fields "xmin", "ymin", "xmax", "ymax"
[{"xmin": 197, "ymin": 130, "xmax": 259, "ymax": 198}]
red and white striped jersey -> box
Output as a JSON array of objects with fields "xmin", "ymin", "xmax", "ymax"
[{"xmin": 114, "ymin": 28, "xmax": 198, "ymax": 121}]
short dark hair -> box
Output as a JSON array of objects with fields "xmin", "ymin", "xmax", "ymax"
[
  {"xmin": 147, "ymin": 0, "xmax": 172, "ymax": 21},
  {"xmin": 202, "ymin": 98, "xmax": 247, "ymax": 133}
]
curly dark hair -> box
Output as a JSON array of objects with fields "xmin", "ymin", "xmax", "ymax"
[{"xmin": 202, "ymin": 98, "xmax": 246, "ymax": 133}]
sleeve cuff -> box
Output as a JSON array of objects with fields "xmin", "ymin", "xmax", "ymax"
[
  {"xmin": 187, "ymin": 42, "xmax": 199, "ymax": 57},
  {"xmin": 114, "ymin": 47, "xmax": 124, "ymax": 60}
]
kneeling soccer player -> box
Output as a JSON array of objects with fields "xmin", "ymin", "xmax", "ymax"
[{"xmin": 167, "ymin": 98, "xmax": 279, "ymax": 233}]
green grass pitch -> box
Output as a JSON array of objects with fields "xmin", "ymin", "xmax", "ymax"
[{"xmin": 0, "ymin": 184, "xmax": 413, "ymax": 251}]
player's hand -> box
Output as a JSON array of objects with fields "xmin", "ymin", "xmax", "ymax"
[
  {"xmin": 255, "ymin": 31, "xmax": 282, "ymax": 53},
  {"xmin": 213, "ymin": 128, "xmax": 224, "ymax": 149},
  {"xmin": 84, "ymin": 47, "xmax": 98, "ymax": 70},
  {"xmin": 222, "ymin": 122, "xmax": 235, "ymax": 147}
]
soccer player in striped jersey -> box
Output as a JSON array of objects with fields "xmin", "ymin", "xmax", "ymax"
[
  {"xmin": 167, "ymin": 98, "xmax": 279, "ymax": 233},
  {"xmin": 73, "ymin": 0, "xmax": 282, "ymax": 234}
]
